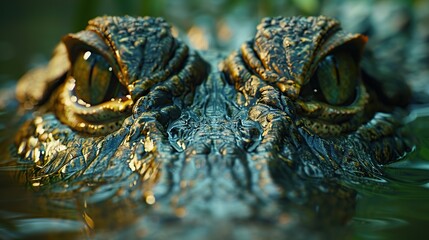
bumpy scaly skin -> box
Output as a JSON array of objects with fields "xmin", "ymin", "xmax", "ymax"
[
  {"xmin": 14, "ymin": 16, "xmax": 410, "ymax": 217},
  {"xmin": 224, "ymin": 17, "xmax": 370, "ymax": 135}
]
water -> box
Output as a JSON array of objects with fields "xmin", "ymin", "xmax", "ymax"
[
  {"xmin": 1, "ymin": 0, "xmax": 428, "ymax": 239},
  {"xmin": 1, "ymin": 109, "xmax": 429, "ymax": 239},
  {"xmin": 347, "ymin": 110, "xmax": 429, "ymax": 239}
]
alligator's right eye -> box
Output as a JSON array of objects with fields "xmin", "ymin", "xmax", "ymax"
[
  {"xmin": 72, "ymin": 50, "xmax": 128, "ymax": 106},
  {"xmin": 301, "ymin": 50, "xmax": 358, "ymax": 106}
]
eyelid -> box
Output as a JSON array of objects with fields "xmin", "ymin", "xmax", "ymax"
[
  {"xmin": 62, "ymin": 31, "xmax": 123, "ymax": 86},
  {"xmin": 314, "ymin": 33, "xmax": 367, "ymax": 70},
  {"xmin": 63, "ymin": 77, "xmax": 133, "ymax": 123}
]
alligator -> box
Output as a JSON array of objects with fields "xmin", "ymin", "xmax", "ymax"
[{"xmin": 10, "ymin": 15, "xmax": 415, "ymax": 238}]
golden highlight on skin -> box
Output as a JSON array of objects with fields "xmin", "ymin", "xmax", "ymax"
[
  {"xmin": 223, "ymin": 16, "xmax": 370, "ymax": 135},
  {"xmin": 55, "ymin": 78, "xmax": 132, "ymax": 135}
]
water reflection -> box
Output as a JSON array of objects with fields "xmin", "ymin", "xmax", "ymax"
[
  {"xmin": 0, "ymin": 151, "xmax": 359, "ymax": 239},
  {"xmin": 1, "ymin": 109, "xmax": 424, "ymax": 239}
]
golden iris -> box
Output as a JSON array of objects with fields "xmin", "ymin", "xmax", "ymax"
[{"xmin": 71, "ymin": 50, "xmax": 127, "ymax": 106}]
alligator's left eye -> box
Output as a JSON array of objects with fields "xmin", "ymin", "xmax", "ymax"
[
  {"xmin": 55, "ymin": 45, "xmax": 133, "ymax": 135},
  {"xmin": 72, "ymin": 50, "xmax": 128, "ymax": 105},
  {"xmin": 302, "ymin": 50, "xmax": 358, "ymax": 106}
]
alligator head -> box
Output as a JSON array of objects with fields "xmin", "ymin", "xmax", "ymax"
[{"xmin": 13, "ymin": 16, "xmax": 410, "ymax": 220}]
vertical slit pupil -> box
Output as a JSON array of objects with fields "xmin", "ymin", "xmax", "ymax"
[
  {"xmin": 300, "ymin": 50, "xmax": 358, "ymax": 106},
  {"xmin": 72, "ymin": 50, "xmax": 126, "ymax": 105}
]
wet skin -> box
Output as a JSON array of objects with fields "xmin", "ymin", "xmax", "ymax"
[{"xmin": 12, "ymin": 16, "xmax": 411, "ymax": 227}]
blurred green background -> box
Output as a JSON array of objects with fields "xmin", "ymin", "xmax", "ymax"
[
  {"xmin": 0, "ymin": 0, "xmax": 317, "ymax": 82},
  {"xmin": 0, "ymin": 0, "xmax": 423, "ymax": 83}
]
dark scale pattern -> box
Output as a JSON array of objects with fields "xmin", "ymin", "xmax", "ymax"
[
  {"xmin": 224, "ymin": 16, "xmax": 372, "ymax": 136},
  {"xmin": 238, "ymin": 16, "xmax": 366, "ymax": 99},
  {"xmin": 11, "ymin": 16, "xmax": 412, "ymax": 231},
  {"xmin": 86, "ymin": 16, "xmax": 190, "ymax": 98},
  {"xmin": 253, "ymin": 17, "xmax": 337, "ymax": 85}
]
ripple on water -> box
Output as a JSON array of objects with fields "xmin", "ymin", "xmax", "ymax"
[
  {"xmin": 0, "ymin": 217, "xmax": 86, "ymax": 239},
  {"xmin": 346, "ymin": 110, "xmax": 429, "ymax": 239},
  {"xmin": 353, "ymin": 216, "xmax": 408, "ymax": 229}
]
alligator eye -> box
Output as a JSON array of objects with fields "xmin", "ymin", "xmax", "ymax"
[
  {"xmin": 303, "ymin": 51, "xmax": 358, "ymax": 106},
  {"xmin": 54, "ymin": 47, "xmax": 133, "ymax": 135},
  {"xmin": 71, "ymin": 50, "xmax": 127, "ymax": 105}
]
